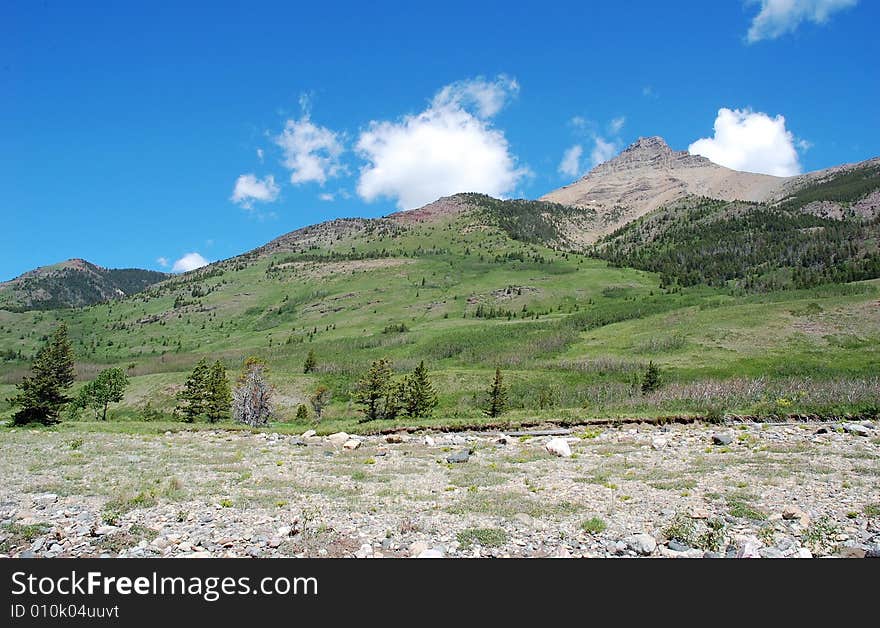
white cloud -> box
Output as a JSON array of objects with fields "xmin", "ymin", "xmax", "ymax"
[
  {"xmin": 318, "ymin": 192, "xmax": 335, "ymax": 202},
  {"xmin": 355, "ymin": 76, "xmax": 529, "ymax": 210},
  {"xmin": 590, "ymin": 137, "xmax": 620, "ymax": 168},
  {"xmin": 156, "ymin": 257, "xmax": 169, "ymax": 268},
  {"xmin": 275, "ymin": 115, "xmax": 344, "ymax": 185},
  {"xmin": 171, "ymin": 252, "xmax": 210, "ymax": 273},
  {"xmin": 230, "ymin": 173, "xmax": 280, "ymax": 210},
  {"xmin": 609, "ymin": 117, "xmax": 626, "ymax": 135},
  {"xmin": 256, "ymin": 148, "xmax": 264, "ymax": 163},
  {"xmin": 432, "ymin": 75, "xmax": 519, "ymax": 119},
  {"xmin": 558, "ymin": 144, "xmax": 583, "ymax": 178},
  {"xmin": 688, "ymin": 108, "xmax": 802, "ymax": 176},
  {"xmin": 746, "ymin": 0, "xmax": 858, "ymax": 43}
]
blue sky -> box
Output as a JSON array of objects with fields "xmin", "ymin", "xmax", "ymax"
[{"xmin": 2, "ymin": 0, "xmax": 878, "ymax": 280}]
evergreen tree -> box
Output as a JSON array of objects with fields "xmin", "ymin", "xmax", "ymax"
[
  {"xmin": 8, "ymin": 323, "xmax": 75, "ymax": 425},
  {"xmin": 402, "ymin": 361, "xmax": 438, "ymax": 419},
  {"xmin": 295, "ymin": 404, "xmax": 309, "ymax": 421},
  {"xmin": 204, "ymin": 361, "xmax": 232, "ymax": 423},
  {"xmin": 175, "ymin": 358, "xmax": 210, "ymax": 422},
  {"xmin": 354, "ymin": 359, "xmax": 394, "ymax": 422},
  {"xmin": 303, "ymin": 349, "xmax": 317, "ymax": 374},
  {"xmin": 72, "ymin": 367, "xmax": 128, "ymax": 420},
  {"xmin": 484, "ymin": 367, "xmax": 507, "ymax": 418},
  {"xmin": 641, "ymin": 361, "xmax": 662, "ymax": 394}
]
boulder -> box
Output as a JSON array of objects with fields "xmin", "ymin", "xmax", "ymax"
[
  {"xmin": 342, "ymin": 439, "xmax": 361, "ymax": 451},
  {"xmin": 545, "ymin": 438, "xmax": 572, "ymax": 458},
  {"xmin": 446, "ymin": 449, "xmax": 470, "ymax": 464},
  {"xmin": 624, "ymin": 533, "xmax": 657, "ymax": 556},
  {"xmin": 326, "ymin": 432, "xmax": 350, "ymax": 447},
  {"xmin": 712, "ymin": 433, "xmax": 733, "ymax": 446},
  {"xmin": 301, "ymin": 429, "xmax": 317, "ymax": 439}
]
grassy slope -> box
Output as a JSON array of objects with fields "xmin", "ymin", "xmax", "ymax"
[{"xmin": 1, "ymin": 204, "xmax": 878, "ymax": 432}]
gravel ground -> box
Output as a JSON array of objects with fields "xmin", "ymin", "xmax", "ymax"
[{"xmin": 1, "ymin": 420, "xmax": 878, "ymax": 558}]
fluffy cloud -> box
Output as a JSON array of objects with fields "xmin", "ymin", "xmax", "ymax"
[
  {"xmin": 156, "ymin": 257, "xmax": 169, "ymax": 268},
  {"xmin": 590, "ymin": 137, "xmax": 620, "ymax": 168},
  {"xmin": 275, "ymin": 115, "xmax": 344, "ymax": 185},
  {"xmin": 355, "ymin": 77, "xmax": 529, "ymax": 210},
  {"xmin": 558, "ymin": 145, "xmax": 583, "ymax": 178},
  {"xmin": 171, "ymin": 252, "xmax": 210, "ymax": 273},
  {"xmin": 230, "ymin": 174, "xmax": 280, "ymax": 209},
  {"xmin": 746, "ymin": 0, "xmax": 858, "ymax": 43},
  {"xmin": 688, "ymin": 108, "xmax": 802, "ymax": 176},
  {"xmin": 609, "ymin": 117, "xmax": 626, "ymax": 135}
]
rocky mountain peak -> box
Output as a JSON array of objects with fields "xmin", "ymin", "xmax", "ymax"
[{"xmin": 589, "ymin": 136, "xmax": 709, "ymax": 176}]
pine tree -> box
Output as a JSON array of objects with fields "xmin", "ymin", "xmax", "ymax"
[
  {"xmin": 484, "ymin": 367, "xmax": 507, "ymax": 418},
  {"xmin": 641, "ymin": 361, "xmax": 662, "ymax": 394},
  {"xmin": 303, "ymin": 349, "xmax": 317, "ymax": 374},
  {"xmin": 295, "ymin": 404, "xmax": 309, "ymax": 421},
  {"xmin": 8, "ymin": 323, "xmax": 75, "ymax": 425},
  {"xmin": 72, "ymin": 367, "xmax": 128, "ymax": 420},
  {"xmin": 175, "ymin": 358, "xmax": 210, "ymax": 422},
  {"xmin": 204, "ymin": 361, "xmax": 232, "ymax": 423},
  {"xmin": 354, "ymin": 359, "xmax": 394, "ymax": 422},
  {"xmin": 402, "ymin": 361, "xmax": 438, "ymax": 419}
]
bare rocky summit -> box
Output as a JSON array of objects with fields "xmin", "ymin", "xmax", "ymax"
[{"xmin": 541, "ymin": 136, "xmax": 879, "ymax": 243}]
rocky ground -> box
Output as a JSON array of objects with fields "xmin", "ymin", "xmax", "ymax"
[{"xmin": 1, "ymin": 420, "xmax": 878, "ymax": 559}]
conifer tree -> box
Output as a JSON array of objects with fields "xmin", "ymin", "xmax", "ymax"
[
  {"xmin": 402, "ymin": 361, "xmax": 438, "ymax": 419},
  {"xmin": 303, "ymin": 349, "xmax": 317, "ymax": 374},
  {"xmin": 204, "ymin": 361, "xmax": 232, "ymax": 423},
  {"xmin": 8, "ymin": 323, "xmax": 75, "ymax": 425},
  {"xmin": 232, "ymin": 359, "xmax": 273, "ymax": 427},
  {"xmin": 175, "ymin": 358, "xmax": 210, "ymax": 422},
  {"xmin": 641, "ymin": 361, "xmax": 662, "ymax": 394},
  {"xmin": 484, "ymin": 367, "xmax": 507, "ymax": 418},
  {"xmin": 309, "ymin": 384, "xmax": 331, "ymax": 419},
  {"xmin": 354, "ymin": 358, "xmax": 394, "ymax": 422}
]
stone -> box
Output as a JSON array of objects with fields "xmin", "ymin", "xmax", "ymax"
[
  {"xmin": 355, "ymin": 543, "xmax": 373, "ymax": 558},
  {"xmin": 795, "ymin": 548, "xmax": 813, "ymax": 559},
  {"xmin": 551, "ymin": 546, "xmax": 571, "ymax": 558},
  {"xmin": 423, "ymin": 436, "xmax": 435, "ymax": 446},
  {"xmin": 651, "ymin": 437, "xmax": 667, "ymax": 450},
  {"xmin": 703, "ymin": 551, "xmax": 724, "ymax": 559},
  {"xmin": 289, "ymin": 438, "xmax": 307, "ymax": 447},
  {"xmin": 416, "ymin": 548, "xmax": 444, "ymax": 558},
  {"xmin": 385, "ymin": 434, "xmax": 404, "ymax": 444},
  {"xmin": 276, "ymin": 526, "xmax": 292, "ymax": 537},
  {"xmin": 33, "ymin": 493, "xmax": 58, "ymax": 507},
  {"xmin": 667, "ymin": 540, "xmax": 691, "ymax": 552},
  {"xmin": 842, "ymin": 423, "xmax": 870, "ymax": 437},
  {"xmin": 689, "ymin": 507, "xmax": 710, "ymax": 519},
  {"xmin": 268, "ymin": 538, "xmax": 282, "ymax": 549},
  {"xmin": 495, "ymin": 434, "xmax": 514, "ymax": 445},
  {"xmin": 782, "ymin": 506, "xmax": 811, "ymax": 528},
  {"xmin": 624, "ymin": 533, "xmax": 657, "ymax": 556},
  {"xmin": 712, "ymin": 433, "xmax": 733, "ymax": 446},
  {"xmin": 837, "ymin": 546, "xmax": 866, "ymax": 559},
  {"xmin": 735, "ymin": 536, "xmax": 763, "ymax": 558},
  {"xmin": 326, "ymin": 432, "xmax": 350, "ymax": 446},
  {"xmin": 446, "ymin": 449, "xmax": 470, "ymax": 464},
  {"xmin": 545, "ymin": 438, "xmax": 572, "ymax": 458},
  {"xmin": 93, "ymin": 525, "xmax": 119, "ymax": 536},
  {"xmin": 301, "ymin": 430, "xmax": 317, "ymax": 439},
  {"xmin": 759, "ymin": 547, "xmax": 786, "ymax": 558},
  {"xmin": 342, "ymin": 439, "xmax": 361, "ymax": 451},
  {"xmin": 409, "ymin": 542, "xmax": 429, "ymax": 557}
]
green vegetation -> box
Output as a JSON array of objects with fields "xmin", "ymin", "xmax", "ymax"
[
  {"xmin": 456, "ymin": 527, "xmax": 508, "ymax": 549},
  {"xmin": 484, "ymin": 367, "xmax": 507, "ymax": 418},
  {"xmin": 7, "ymin": 324, "xmax": 75, "ymax": 425},
  {"xmin": 595, "ymin": 166, "xmax": 880, "ymax": 292},
  {"xmin": 581, "ymin": 517, "xmax": 607, "ymax": 534},
  {"xmin": 70, "ymin": 367, "xmax": 129, "ymax": 420},
  {"xmin": 0, "ymin": 192, "xmax": 878, "ymax": 433}
]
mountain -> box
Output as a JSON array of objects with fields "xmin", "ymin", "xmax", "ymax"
[
  {"xmin": 0, "ymin": 144, "xmax": 878, "ymax": 428},
  {"xmin": 592, "ymin": 158, "xmax": 880, "ymax": 291},
  {"xmin": 0, "ymin": 259, "xmax": 169, "ymax": 311},
  {"xmin": 540, "ymin": 136, "xmax": 879, "ymax": 242}
]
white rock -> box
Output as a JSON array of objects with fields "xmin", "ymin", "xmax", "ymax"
[
  {"xmin": 409, "ymin": 542, "xmax": 429, "ymax": 557},
  {"xmin": 343, "ymin": 439, "xmax": 361, "ymax": 450},
  {"xmin": 302, "ymin": 430, "xmax": 317, "ymax": 439},
  {"xmin": 651, "ymin": 437, "xmax": 667, "ymax": 450},
  {"xmin": 354, "ymin": 543, "xmax": 373, "ymax": 558},
  {"xmin": 795, "ymin": 548, "xmax": 813, "ymax": 559},
  {"xmin": 416, "ymin": 549, "xmax": 444, "ymax": 558},
  {"xmin": 423, "ymin": 436, "xmax": 435, "ymax": 446},
  {"xmin": 545, "ymin": 438, "xmax": 572, "ymax": 458},
  {"xmin": 624, "ymin": 533, "xmax": 657, "ymax": 556},
  {"xmin": 326, "ymin": 432, "xmax": 350, "ymax": 446}
]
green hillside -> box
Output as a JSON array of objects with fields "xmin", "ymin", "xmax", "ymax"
[{"xmin": 1, "ymin": 195, "xmax": 878, "ymax": 432}]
